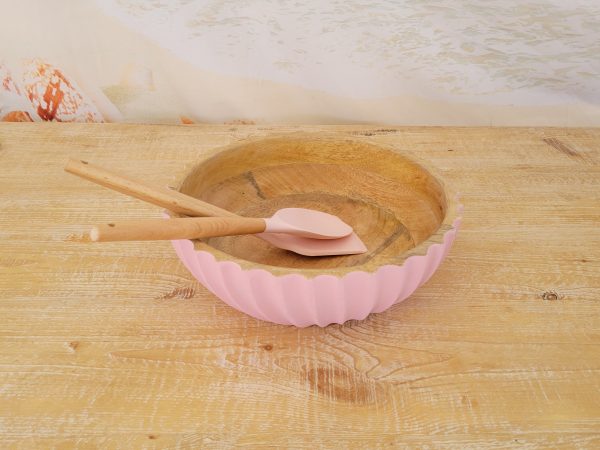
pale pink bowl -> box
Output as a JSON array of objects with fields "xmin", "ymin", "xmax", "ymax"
[{"xmin": 169, "ymin": 135, "xmax": 462, "ymax": 327}]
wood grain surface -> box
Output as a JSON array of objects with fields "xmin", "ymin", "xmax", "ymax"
[{"xmin": 0, "ymin": 123, "xmax": 599, "ymax": 449}]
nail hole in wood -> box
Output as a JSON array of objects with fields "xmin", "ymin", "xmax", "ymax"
[
  {"xmin": 541, "ymin": 291, "xmax": 559, "ymax": 301},
  {"xmin": 108, "ymin": 223, "xmax": 115, "ymax": 227}
]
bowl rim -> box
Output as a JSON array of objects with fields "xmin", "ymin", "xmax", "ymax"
[{"xmin": 169, "ymin": 132, "xmax": 462, "ymax": 278}]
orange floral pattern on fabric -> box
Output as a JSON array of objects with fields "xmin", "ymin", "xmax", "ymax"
[
  {"xmin": 21, "ymin": 60, "xmax": 103, "ymax": 122},
  {"xmin": 0, "ymin": 63, "xmax": 33, "ymax": 122},
  {"xmin": 1, "ymin": 65, "xmax": 20, "ymax": 94}
]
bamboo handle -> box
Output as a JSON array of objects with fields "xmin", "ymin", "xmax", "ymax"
[
  {"xmin": 65, "ymin": 158, "xmax": 237, "ymax": 218},
  {"xmin": 90, "ymin": 217, "xmax": 267, "ymax": 242}
]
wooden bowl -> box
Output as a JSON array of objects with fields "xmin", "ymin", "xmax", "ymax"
[{"xmin": 170, "ymin": 134, "xmax": 461, "ymax": 326}]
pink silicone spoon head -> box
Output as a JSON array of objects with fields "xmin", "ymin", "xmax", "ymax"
[
  {"xmin": 258, "ymin": 231, "xmax": 367, "ymax": 257},
  {"xmin": 264, "ymin": 208, "xmax": 353, "ymax": 239}
]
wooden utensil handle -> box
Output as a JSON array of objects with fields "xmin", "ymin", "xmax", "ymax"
[
  {"xmin": 90, "ymin": 217, "xmax": 266, "ymax": 242},
  {"xmin": 65, "ymin": 158, "xmax": 237, "ymax": 218}
]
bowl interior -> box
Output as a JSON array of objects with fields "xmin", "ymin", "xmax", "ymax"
[{"xmin": 177, "ymin": 136, "xmax": 448, "ymax": 270}]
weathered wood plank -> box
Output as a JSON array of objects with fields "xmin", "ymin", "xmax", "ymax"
[{"xmin": 0, "ymin": 123, "xmax": 599, "ymax": 448}]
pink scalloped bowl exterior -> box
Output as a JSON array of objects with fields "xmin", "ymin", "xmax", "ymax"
[{"xmin": 170, "ymin": 215, "xmax": 461, "ymax": 327}]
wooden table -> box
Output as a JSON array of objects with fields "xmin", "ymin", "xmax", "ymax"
[{"xmin": 1, "ymin": 123, "xmax": 599, "ymax": 448}]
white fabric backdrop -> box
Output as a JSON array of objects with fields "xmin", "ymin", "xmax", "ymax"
[{"xmin": 1, "ymin": 0, "xmax": 599, "ymax": 125}]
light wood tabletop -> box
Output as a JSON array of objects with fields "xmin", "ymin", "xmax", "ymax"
[{"xmin": 1, "ymin": 123, "xmax": 599, "ymax": 449}]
